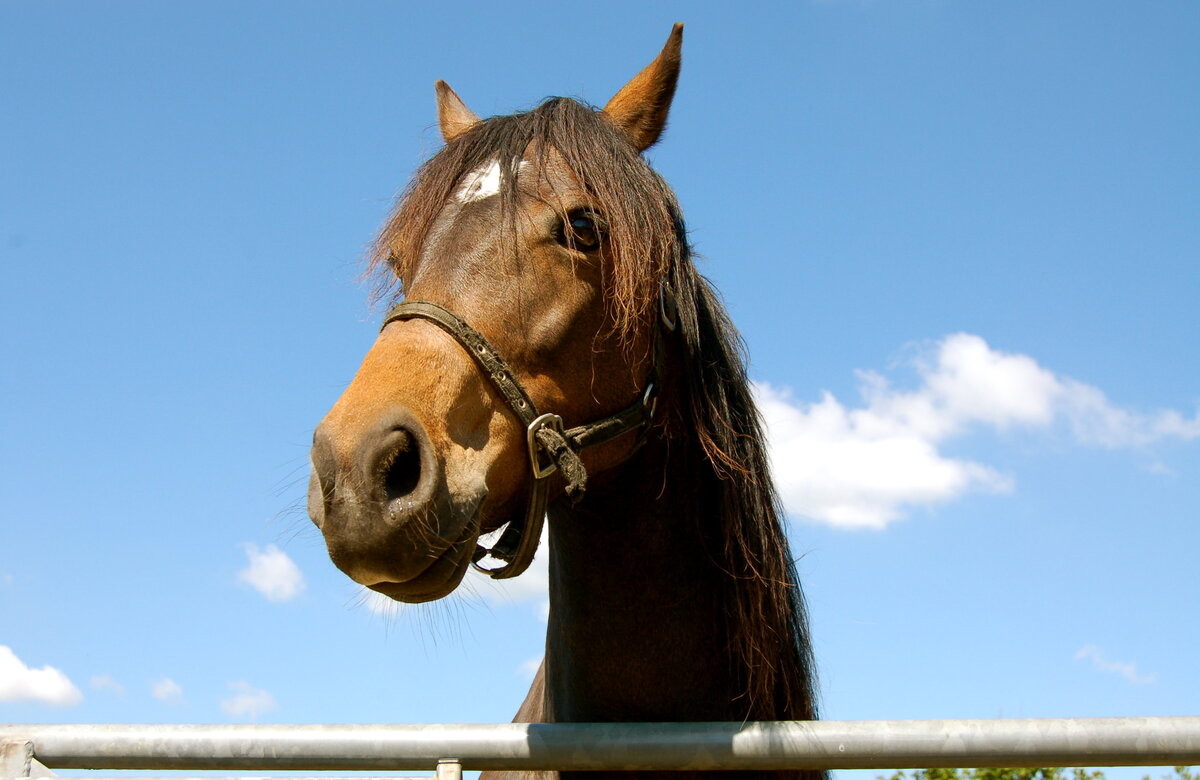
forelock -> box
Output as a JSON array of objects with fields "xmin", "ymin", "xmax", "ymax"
[{"xmin": 370, "ymin": 97, "xmax": 686, "ymax": 334}]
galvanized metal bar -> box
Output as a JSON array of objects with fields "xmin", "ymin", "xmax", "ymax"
[
  {"xmin": 8, "ymin": 772, "xmax": 432, "ymax": 777},
  {"xmin": 2, "ymin": 718, "xmax": 1198, "ymax": 772}
]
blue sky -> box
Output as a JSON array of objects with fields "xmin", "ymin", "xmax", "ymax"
[{"xmin": 2, "ymin": 1, "xmax": 1197, "ymax": 777}]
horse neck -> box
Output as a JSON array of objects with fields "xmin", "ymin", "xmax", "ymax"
[{"xmin": 542, "ymin": 431, "xmax": 752, "ymax": 722}]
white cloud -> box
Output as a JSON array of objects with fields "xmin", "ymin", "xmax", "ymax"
[
  {"xmin": 151, "ymin": 677, "xmax": 184, "ymax": 704},
  {"xmin": 238, "ymin": 543, "xmax": 305, "ymax": 602},
  {"xmin": 757, "ymin": 382, "xmax": 1012, "ymax": 529},
  {"xmin": 220, "ymin": 681, "xmax": 276, "ymax": 720},
  {"xmin": 467, "ymin": 526, "xmax": 550, "ymax": 620},
  {"xmin": 1074, "ymin": 644, "xmax": 1156, "ymax": 685},
  {"xmin": 1141, "ymin": 461, "xmax": 1176, "ymax": 476},
  {"xmin": 1060, "ymin": 379, "xmax": 1200, "ymax": 448},
  {"xmin": 90, "ymin": 675, "xmax": 124, "ymax": 695},
  {"xmin": 757, "ymin": 333, "xmax": 1200, "ymax": 529},
  {"xmin": 0, "ymin": 646, "xmax": 83, "ymax": 706}
]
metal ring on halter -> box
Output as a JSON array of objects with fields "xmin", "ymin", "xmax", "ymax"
[
  {"xmin": 527, "ymin": 413, "xmax": 565, "ymax": 479},
  {"xmin": 383, "ymin": 297, "xmax": 670, "ymax": 580}
]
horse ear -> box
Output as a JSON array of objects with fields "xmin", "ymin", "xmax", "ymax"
[
  {"xmin": 436, "ymin": 80, "xmax": 481, "ymax": 143},
  {"xmin": 602, "ymin": 23, "xmax": 683, "ymax": 152}
]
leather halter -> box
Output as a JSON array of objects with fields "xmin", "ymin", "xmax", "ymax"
[{"xmin": 381, "ymin": 293, "xmax": 674, "ymax": 580}]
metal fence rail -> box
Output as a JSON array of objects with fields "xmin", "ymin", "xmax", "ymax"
[{"xmin": 3, "ymin": 718, "xmax": 1199, "ymax": 778}]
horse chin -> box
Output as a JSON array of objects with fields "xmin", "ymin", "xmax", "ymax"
[{"xmin": 365, "ymin": 519, "xmax": 480, "ymax": 604}]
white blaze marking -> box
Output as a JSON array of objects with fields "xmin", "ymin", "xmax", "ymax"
[{"xmin": 454, "ymin": 159, "xmax": 528, "ymax": 203}]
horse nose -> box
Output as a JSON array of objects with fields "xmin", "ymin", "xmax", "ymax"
[{"xmin": 308, "ymin": 410, "xmax": 438, "ymax": 529}]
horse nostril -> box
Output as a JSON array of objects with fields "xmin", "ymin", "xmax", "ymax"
[
  {"xmin": 307, "ymin": 469, "xmax": 326, "ymax": 528},
  {"xmin": 309, "ymin": 423, "xmax": 338, "ymax": 528},
  {"xmin": 381, "ymin": 429, "xmax": 422, "ymax": 503}
]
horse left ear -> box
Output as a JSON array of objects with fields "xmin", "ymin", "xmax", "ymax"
[
  {"xmin": 436, "ymin": 80, "xmax": 482, "ymax": 143},
  {"xmin": 602, "ymin": 23, "xmax": 683, "ymax": 152}
]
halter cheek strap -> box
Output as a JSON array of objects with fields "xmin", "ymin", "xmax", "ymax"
[{"xmin": 381, "ymin": 298, "xmax": 668, "ymax": 580}]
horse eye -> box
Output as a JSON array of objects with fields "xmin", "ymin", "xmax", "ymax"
[{"xmin": 561, "ymin": 212, "xmax": 602, "ymax": 251}]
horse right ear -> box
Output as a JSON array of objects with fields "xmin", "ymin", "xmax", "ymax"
[
  {"xmin": 436, "ymin": 80, "xmax": 481, "ymax": 143},
  {"xmin": 602, "ymin": 23, "xmax": 683, "ymax": 152}
]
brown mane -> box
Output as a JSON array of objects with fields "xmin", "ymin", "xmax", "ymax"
[
  {"xmin": 370, "ymin": 97, "xmax": 819, "ymax": 723},
  {"xmin": 673, "ymin": 269, "xmax": 820, "ymax": 722}
]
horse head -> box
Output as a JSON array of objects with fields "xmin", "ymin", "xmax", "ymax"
[{"xmin": 308, "ymin": 26, "xmax": 685, "ymax": 603}]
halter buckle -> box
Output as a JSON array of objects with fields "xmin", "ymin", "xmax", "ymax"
[{"xmin": 527, "ymin": 413, "xmax": 565, "ymax": 479}]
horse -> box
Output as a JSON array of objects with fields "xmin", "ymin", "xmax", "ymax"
[{"xmin": 307, "ymin": 24, "xmax": 824, "ymax": 780}]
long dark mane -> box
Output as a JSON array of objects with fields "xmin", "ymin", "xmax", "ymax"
[
  {"xmin": 373, "ymin": 97, "xmax": 819, "ymax": 722},
  {"xmin": 672, "ymin": 268, "xmax": 820, "ymax": 721}
]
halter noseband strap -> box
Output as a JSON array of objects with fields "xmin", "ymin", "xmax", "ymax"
[{"xmin": 381, "ymin": 299, "xmax": 666, "ymax": 580}]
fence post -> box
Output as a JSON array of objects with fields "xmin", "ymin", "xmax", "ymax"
[
  {"xmin": 1, "ymin": 741, "xmax": 32, "ymax": 779},
  {"xmin": 436, "ymin": 759, "xmax": 462, "ymax": 780}
]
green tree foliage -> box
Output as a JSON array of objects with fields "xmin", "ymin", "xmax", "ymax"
[
  {"xmin": 1150, "ymin": 769, "xmax": 1197, "ymax": 780},
  {"xmin": 879, "ymin": 767, "xmax": 1195, "ymax": 780}
]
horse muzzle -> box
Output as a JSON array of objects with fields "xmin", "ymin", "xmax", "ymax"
[{"xmin": 307, "ymin": 407, "xmax": 481, "ymax": 602}]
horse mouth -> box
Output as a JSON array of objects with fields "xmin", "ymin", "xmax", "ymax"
[{"xmin": 364, "ymin": 521, "xmax": 479, "ymax": 603}]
